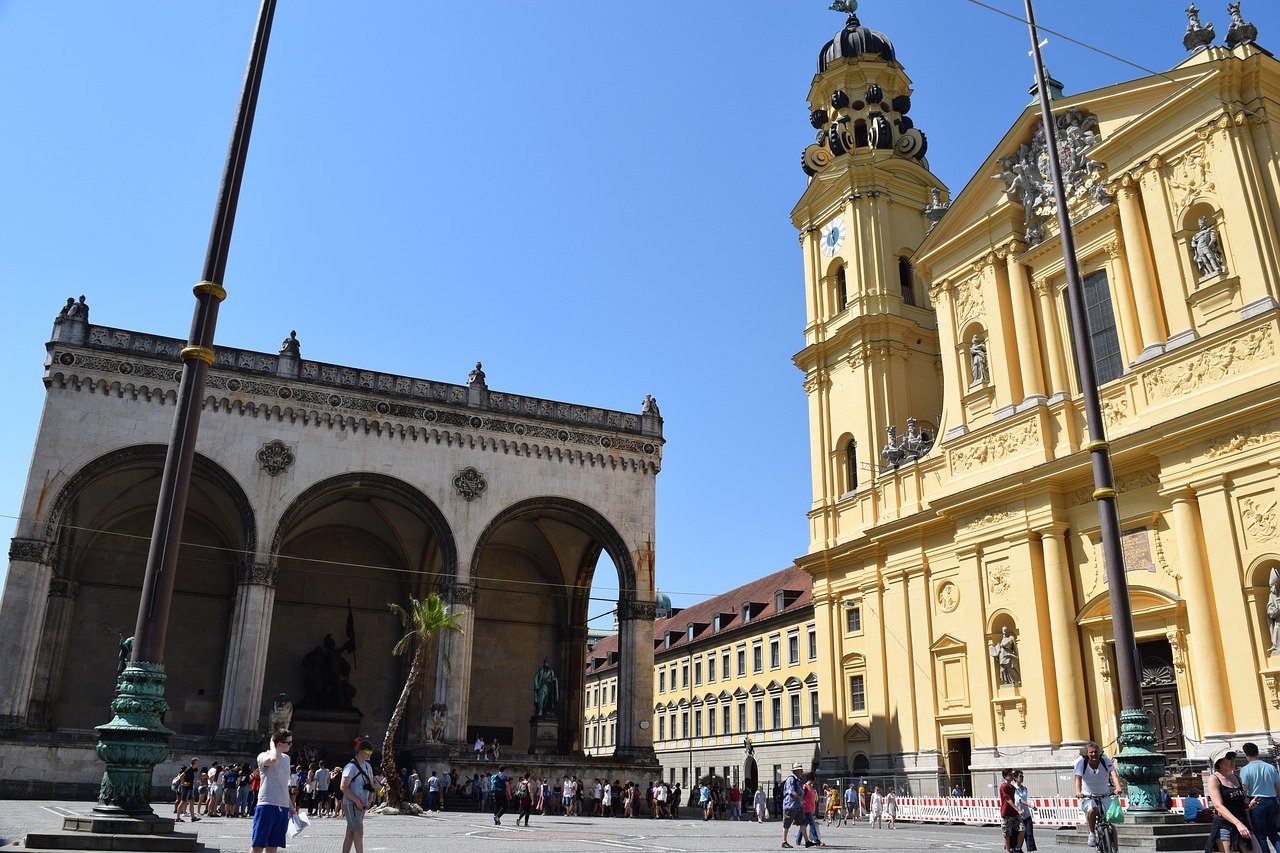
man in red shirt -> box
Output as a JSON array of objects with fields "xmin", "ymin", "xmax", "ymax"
[{"xmin": 1000, "ymin": 769, "xmax": 1024, "ymax": 853}]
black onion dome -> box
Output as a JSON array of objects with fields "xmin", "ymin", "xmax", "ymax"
[{"xmin": 818, "ymin": 13, "xmax": 896, "ymax": 71}]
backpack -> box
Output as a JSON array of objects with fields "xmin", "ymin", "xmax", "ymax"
[
  {"xmin": 492, "ymin": 773, "xmax": 504, "ymax": 794},
  {"xmin": 517, "ymin": 780, "xmax": 530, "ymax": 799}
]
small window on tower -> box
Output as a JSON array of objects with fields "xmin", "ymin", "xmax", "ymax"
[
  {"xmin": 837, "ymin": 266, "xmax": 848, "ymax": 311},
  {"xmin": 899, "ymin": 257, "xmax": 915, "ymax": 306},
  {"xmin": 854, "ymin": 120, "xmax": 868, "ymax": 149}
]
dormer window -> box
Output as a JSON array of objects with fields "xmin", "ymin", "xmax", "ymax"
[
  {"xmin": 687, "ymin": 624, "xmax": 696, "ymax": 642},
  {"xmin": 742, "ymin": 603, "xmax": 751, "ymax": 624}
]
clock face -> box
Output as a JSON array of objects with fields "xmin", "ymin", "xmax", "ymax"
[{"xmin": 820, "ymin": 217, "xmax": 846, "ymax": 257}]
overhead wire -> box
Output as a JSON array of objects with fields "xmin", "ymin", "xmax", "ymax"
[{"xmin": 961, "ymin": 0, "xmax": 1280, "ymax": 130}]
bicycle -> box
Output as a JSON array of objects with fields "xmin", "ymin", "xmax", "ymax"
[{"xmin": 1083, "ymin": 793, "xmax": 1119, "ymax": 853}]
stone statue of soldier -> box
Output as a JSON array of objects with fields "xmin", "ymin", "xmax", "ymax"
[
  {"xmin": 1268, "ymin": 567, "xmax": 1280, "ymax": 656},
  {"xmin": 533, "ymin": 658, "xmax": 559, "ymax": 717},
  {"xmin": 989, "ymin": 626, "xmax": 1020, "ymax": 686},
  {"xmin": 1191, "ymin": 216, "xmax": 1227, "ymax": 277}
]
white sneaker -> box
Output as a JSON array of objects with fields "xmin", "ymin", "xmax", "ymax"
[{"xmin": 1088, "ymin": 832, "xmax": 1097, "ymax": 847}]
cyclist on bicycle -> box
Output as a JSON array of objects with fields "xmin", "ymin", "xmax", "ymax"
[{"xmin": 1074, "ymin": 741, "xmax": 1121, "ymax": 847}]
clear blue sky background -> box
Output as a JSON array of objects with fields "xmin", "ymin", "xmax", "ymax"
[{"xmin": 2, "ymin": 1, "xmax": 1277, "ymax": 612}]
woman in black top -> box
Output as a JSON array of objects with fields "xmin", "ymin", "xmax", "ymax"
[{"xmin": 1206, "ymin": 747, "xmax": 1255, "ymax": 853}]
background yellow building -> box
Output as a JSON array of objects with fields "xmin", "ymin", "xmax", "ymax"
[
  {"xmin": 587, "ymin": 567, "xmax": 820, "ymax": 799},
  {"xmin": 794, "ymin": 6, "xmax": 1280, "ymax": 795}
]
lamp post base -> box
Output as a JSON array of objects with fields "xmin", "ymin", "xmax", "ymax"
[
  {"xmin": 1114, "ymin": 708, "xmax": 1167, "ymax": 812},
  {"xmin": 92, "ymin": 662, "xmax": 174, "ymax": 817}
]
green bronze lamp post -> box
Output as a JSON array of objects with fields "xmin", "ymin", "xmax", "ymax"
[
  {"xmin": 1023, "ymin": 0, "xmax": 1166, "ymax": 813},
  {"xmin": 93, "ymin": 0, "xmax": 279, "ymax": 818}
]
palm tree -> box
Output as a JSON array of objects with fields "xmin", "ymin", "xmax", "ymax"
[{"xmin": 380, "ymin": 593, "xmax": 461, "ymax": 810}]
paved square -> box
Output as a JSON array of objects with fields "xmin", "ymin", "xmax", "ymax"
[{"xmin": 1, "ymin": 802, "xmax": 1035, "ymax": 853}]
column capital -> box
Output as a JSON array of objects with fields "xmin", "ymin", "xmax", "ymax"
[
  {"xmin": 1004, "ymin": 240, "xmax": 1029, "ymax": 260},
  {"xmin": 618, "ymin": 598, "xmax": 656, "ymax": 622},
  {"xmin": 446, "ymin": 580, "xmax": 478, "ymax": 608},
  {"xmin": 48, "ymin": 577, "xmax": 79, "ymax": 600},
  {"xmin": 1032, "ymin": 278, "xmax": 1054, "ymax": 297},
  {"xmin": 9, "ymin": 537, "xmax": 53, "ymax": 565},
  {"xmin": 235, "ymin": 561, "xmax": 278, "ymax": 587},
  {"xmin": 1033, "ymin": 522, "xmax": 1071, "ymax": 539}
]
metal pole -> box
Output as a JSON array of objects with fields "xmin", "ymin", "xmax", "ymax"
[
  {"xmin": 95, "ymin": 0, "xmax": 278, "ymax": 818},
  {"xmin": 1022, "ymin": 0, "xmax": 1165, "ymax": 813}
]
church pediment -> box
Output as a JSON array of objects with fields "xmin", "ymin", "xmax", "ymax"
[
  {"xmin": 844, "ymin": 722, "xmax": 872, "ymax": 741},
  {"xmin": 930, "ymin": 633, "xmax": 967, "ymax": 654}
]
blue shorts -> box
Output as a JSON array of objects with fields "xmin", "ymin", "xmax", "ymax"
[{"xmin": 252, "ymin": 804, "xmax": 290, "ymax": 849}]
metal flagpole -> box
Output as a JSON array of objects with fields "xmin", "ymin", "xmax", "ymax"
[
  {"xmin": 94, "ymin": 0, "xmax": 279, "ymax": 818},
  {"xmin": 1022, "ymin": 0, "xmax": 1165, "ymax": 813}
]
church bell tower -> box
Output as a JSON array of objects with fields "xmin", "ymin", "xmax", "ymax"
[{"xmin": 793, "ymin": 1, "xmax": 948, "ymax": 549}]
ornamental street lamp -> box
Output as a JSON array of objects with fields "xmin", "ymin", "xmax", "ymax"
[
  {"xmin": 1022, "ymin": 0, "xmax": 1165, "ymax": 813},
  {"xmin": 93, "ymin": 0, "xmax": 278, "ymax": 818}
]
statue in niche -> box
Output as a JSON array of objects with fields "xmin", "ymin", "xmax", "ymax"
[
  {"xmin": 279, "ymin": 330, "xmax": 301, "ymax": 357},
  {"xmin": 422, "ymin": 702, "xmax": 448, "ymax": 742},
  {"xmin": 1191, "ymin": 216, "xmax": 1227, "ymax": 277},
  {"xmin": 970, "ymin": 336, "xmax": 989, "ymax": 385},
  {"xmin": 989, "ymin": 626, "xmax": 1021, "ymax": 686},
  {"xmin": 1267, "ymin": 567, "xmax": 1280, "ymax": 656},
  {"xmin": 468, "ymin": 361, "xmax": 487, "ymax": 385},
  {"xmin": 642, "ymin": 394, "xmax": 661, "ymax": 416},
  {"xmin": 299, "ymin": 616, "xmax": 361, "ymax": 714},
  {"xmin": 533, "ymin": 658, "xmax": 560, "ymax": 717}
]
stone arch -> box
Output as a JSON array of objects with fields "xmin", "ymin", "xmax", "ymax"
[
  {"xmin": 464, "ymin": 495, "xmax": 644, "ymax": 756},
  {"xmin": 30, "ymin": 444, "xmax": 255, "ymax": 734},
  {"xmin": 266, "ymin": 472, "xmax": 457, "ymax": 756}
]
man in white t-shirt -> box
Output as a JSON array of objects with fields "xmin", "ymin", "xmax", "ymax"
[
  {"xmin": 1073, "ymin": 741, "xmax": 1121, "ymax": 847},
  {"xmin": 252, "ymin": 730, "xmax": 297, "ymax": 853}
]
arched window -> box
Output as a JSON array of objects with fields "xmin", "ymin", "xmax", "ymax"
[
  {"xmin": 846, "ymin": 440, "xmax": 858, "ymax": 492},
  {"xmin": 837, "ymin": 266, "xmax": 848, "ymax": 311},
  {"xmin": 898, "ymin": 257, "xmax": 915, "ymax": 306}
]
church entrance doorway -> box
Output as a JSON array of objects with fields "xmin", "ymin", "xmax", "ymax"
[{"xmin": 1138, "ymin": 639, "xmax": 1185, "ymax": 762}]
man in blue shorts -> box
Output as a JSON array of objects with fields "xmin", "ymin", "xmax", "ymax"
[{"xmin": 252, "ymin": 730, "xmax": 297, "ymax": 853}]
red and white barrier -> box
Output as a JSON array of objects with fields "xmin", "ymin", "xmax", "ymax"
[{"xmin": 881, "ymin": 796, "xmax": 1183, "ymax": 828}]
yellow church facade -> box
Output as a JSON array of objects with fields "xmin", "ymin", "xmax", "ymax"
[{"xmin": 794, "ymin": 7, "xmax": 1280, "ymax": 793}]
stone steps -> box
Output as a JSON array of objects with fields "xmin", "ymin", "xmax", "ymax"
[
  {"xmin": 22, "ymin": 813, "xmax": 202, "ymax": 853},
  {"xmin": 1054, "ymin": 819, "xmax": 1210, "ymax": 851}
]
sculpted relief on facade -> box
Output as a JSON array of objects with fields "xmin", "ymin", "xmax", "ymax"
[
  {"xmin": 1142, "ymin": 326, "xmax": 1275, "ymax": 400},
  {"xmin": 949, "ymin": 421, "xmax": 1040, "ymax": 474}
]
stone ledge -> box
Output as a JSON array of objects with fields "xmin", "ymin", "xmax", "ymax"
[{"xmin": 23, "ymin": 829, "xmax": 199, "ymax": 852}]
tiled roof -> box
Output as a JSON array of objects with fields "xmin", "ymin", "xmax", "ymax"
[{"xmin": 585, "ymin": 565, "xmax": 812, "ymax": 673}]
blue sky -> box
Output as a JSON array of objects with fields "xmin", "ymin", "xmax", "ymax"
[{"xmin": 3, "ymin": 1, "xmax": 1277, "ymax": 611}]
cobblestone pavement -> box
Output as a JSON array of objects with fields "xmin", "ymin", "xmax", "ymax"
[{"xmin": 0, "ymin": 803, "xmax": 1058, "ymax": 853}]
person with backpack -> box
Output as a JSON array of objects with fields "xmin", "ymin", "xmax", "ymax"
[
  {"xmin": 515, "ymin": 773, "xmax": 535, "ymax": 826},
  {"xmin": 1073, "ymin": 742, "xmax": 1121, "ymax": 848},
  {"xmin": 491, "ymin": 766, "xmax": 512, "ymax": 826},
  {"xmin": 340, "ymin": 740, "xmax": 376, "ymax": 853}
]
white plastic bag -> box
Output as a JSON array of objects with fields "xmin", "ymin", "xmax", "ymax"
[{"xmin": 286, "ymin": 812, "xmax": 310, "ymax": 839}]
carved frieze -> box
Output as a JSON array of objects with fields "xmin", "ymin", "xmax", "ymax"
[
  {"xmin": 1071, "ymin": 469, "xmax": 1159, "ymax": 505},
  {"xmin": 618, "ymin": 599, "xmax": 658, "ymax": 622},
  {"xmin": 1094, "ymin": 641, "xmax": 1112, "ymax": 682},
  {"xmin": 1142, "ymin": 326, "xmax": 1275, "ymax": 400},
  {"xmin": 949, "ymin": 421, "xmax": 1040, "ymax": 473},
  {"xmin": 961, "ymin": 505, "xmax": 1019, "ymax": 533},
  {"xmin": 1205, "ymin": 419, "xmax": 1280, "ymax": 459}
]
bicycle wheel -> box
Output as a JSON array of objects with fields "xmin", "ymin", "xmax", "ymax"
[{"xmin": 1097, "ymin": 822, "xmax": 1117, "ymax": 853}]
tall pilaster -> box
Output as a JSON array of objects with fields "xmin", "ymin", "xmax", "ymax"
[
  {"xmin": 1113, "ymin": 175, "xmax": 1167, "ymax": 358},
  {"xmin": 0, "ymin": 538, "xmax": 55, "ymax": 726},
  {"xmin": 217, "ymin": 561, "xmax": 278, "ymax": 738},
  {"xmin": 1032, "ymin": 279, "xmax": 1070, "ymax": 396},
  {"xmin": 616, "ymin": 597, "xmax": 656, "ymax": 759},
  {"xmin": 1165, "ymin": 489, "xmax": 1230, "ymax": 737},
  {"xmin": 26, "ymin": 575, "xmax": 79, "ymax": 727},
  {"xmin": 1004, "ymin": 246, "xmax": 1045, "ymax": 402},
  {"xmin": 1039, "ymin": 526, "xmax": 1088, "ymax": 742},
  {"xmin": 1193, "ymin": 479, "xmax": 1266, "ymax": 733},
  {"xmin": 436, "ymin": 580, "xmax": 476, "ymax": 744}
]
